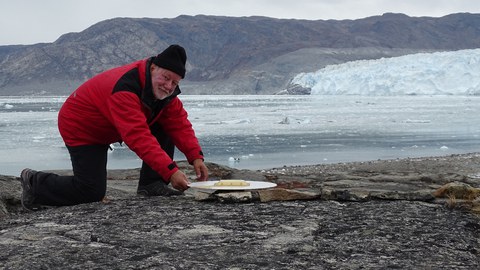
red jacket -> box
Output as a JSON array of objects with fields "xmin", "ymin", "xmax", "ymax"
[{"xmin": 58, "ymin": 58, "xmax": 204, "ymax": 181}]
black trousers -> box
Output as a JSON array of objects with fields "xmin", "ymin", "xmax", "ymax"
[{"xmin": 32, "ymin": 123, "xmax": 174, "ymax": 206}]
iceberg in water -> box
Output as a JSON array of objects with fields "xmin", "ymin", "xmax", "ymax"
[{"xmin": 292, "ymin": 49, "xmax": 480, "ymax": 96}]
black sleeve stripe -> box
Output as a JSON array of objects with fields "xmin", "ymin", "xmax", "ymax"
[{"xmin": 168, "ymin": 162, "xmax": 177, "ymax": 170}]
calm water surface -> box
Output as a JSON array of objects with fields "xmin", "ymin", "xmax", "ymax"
[{"xmin": 1, "ymin": 95, "xmax": 479, "ymax": 176}]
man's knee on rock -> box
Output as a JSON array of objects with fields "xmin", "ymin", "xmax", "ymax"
[
  {"xmin": 89, "ymin": 189, "xmax": 107, "ymax": 202},
  {"xmin": 78, "ymin": 183, "xmax": 107, "ymax": 203}
]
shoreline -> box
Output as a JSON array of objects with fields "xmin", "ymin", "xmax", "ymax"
[
  {"xmin": 261, "ymin": 151, "xmax": 480, "ymax": 176},
  {"xmin": 3, "ymin": 152, "xmax": 478, "ymax": 180}
]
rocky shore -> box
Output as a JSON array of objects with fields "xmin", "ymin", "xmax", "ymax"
[{"xmin": 1, "ymin": 153, "xmax": 480, "ymax": 269}]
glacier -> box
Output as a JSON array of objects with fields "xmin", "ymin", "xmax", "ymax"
[{"xmin": 292, "ymin": 49, "xmax": 480, "ymax": 96}]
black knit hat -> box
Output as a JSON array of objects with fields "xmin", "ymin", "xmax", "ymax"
[{"xmin": 152, "ymin": 44, "xmax": 187, "ymax": 78}]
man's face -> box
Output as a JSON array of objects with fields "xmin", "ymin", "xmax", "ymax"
[{"xmin": 150, "ymin": 64, "xmax": 182, "ymax": 100}]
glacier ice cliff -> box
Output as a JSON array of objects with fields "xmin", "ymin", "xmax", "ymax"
[{"xmin": 293, "ymin": 49, "xmax": 480, "ymax": 96}]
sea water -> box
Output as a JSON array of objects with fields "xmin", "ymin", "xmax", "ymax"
[{"xmin": 1, "ymin": 95, "xmax": 479, "ymax": 176}]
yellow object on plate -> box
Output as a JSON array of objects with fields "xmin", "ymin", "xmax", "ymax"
[
  {"xmin": 214, "ymin": 179, "xmax": 250, "ymax": 187},
  {"xmin": 189, "ymin": 180, "xmax": 277, "ymax": 191}
]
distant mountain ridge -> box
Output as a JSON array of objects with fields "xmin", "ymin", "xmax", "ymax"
[{"xmin": 0, "ymin": 13, "xmax": 479, "ymax": 95}]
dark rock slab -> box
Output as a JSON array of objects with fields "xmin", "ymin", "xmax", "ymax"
[
  {"xmin": 1, "ymin": 197, "xmax": 479, "ymax": 269},
  {"xmin": 1, "ymin": 153, "xmax": 480, "ymax": 268}
]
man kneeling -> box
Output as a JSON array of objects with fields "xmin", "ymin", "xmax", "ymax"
[{"xmin": 20, "ymin": 44, "xmax": 208, "ymax": 211}]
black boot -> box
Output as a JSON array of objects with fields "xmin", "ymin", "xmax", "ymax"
[{"xmin": 19, "ymin": 168, "xmax": 43, "ymax": 211}]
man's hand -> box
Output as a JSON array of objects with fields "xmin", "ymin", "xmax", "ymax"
[
  {"xmin": 193, "ymin": 159, "xmax": 209, "ymax": 181},
  {"xmin": 169, "ymin": 160, "xmax": 208, "ymax": 191},
  {"xmin": 169, "ymin": 170, "xmax": 190, "ymax": 191}
]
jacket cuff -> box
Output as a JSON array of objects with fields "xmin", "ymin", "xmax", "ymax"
[
  {"xmin": 161, "ymin": 161, "xmax": 179, "ymax": 182},
  {"xmin": 187, "ymin": 150, "xmax": 204, "ymax": 165}
]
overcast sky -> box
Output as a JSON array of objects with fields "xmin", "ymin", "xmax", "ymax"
[{"xmin": 1, "ymin": 0, "xmax": 479, "ymax": 45}]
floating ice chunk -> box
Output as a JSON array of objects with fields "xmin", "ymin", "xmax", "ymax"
[
  {"xmin": 404, "ymin": 119, "xmax": 431, "ymax": 123},
  {"xmin": 228, "ymin": 156, "xmax": 240, "ymax": 166},
  {"xmin": 468, "ymin": 173, "xmax": 480, "ymax": 179},
  {"xmin": 204, "ymin": 122, "xmax": 223, "ymax": 125},
  {"xmin": 221, "ymin": 119, "xmax": 251, "ymax": 124},
  {"xmin": 299, "ymin": 118, "xmax": 311, "ymax": 124},
  {"xmin": 32, "ymin": 136, "xmax": 45, "ymax": 143},
  {"xmin": 4, "ymin": 104, "xmax": 13, "ymax": 109},
  {"xmin": 279, "ymin": 116, "xmax": 311, "ymax": 124},
  {"xmin": 279, "ymin": 117, "xmax": 290, "ymax": 124}
]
